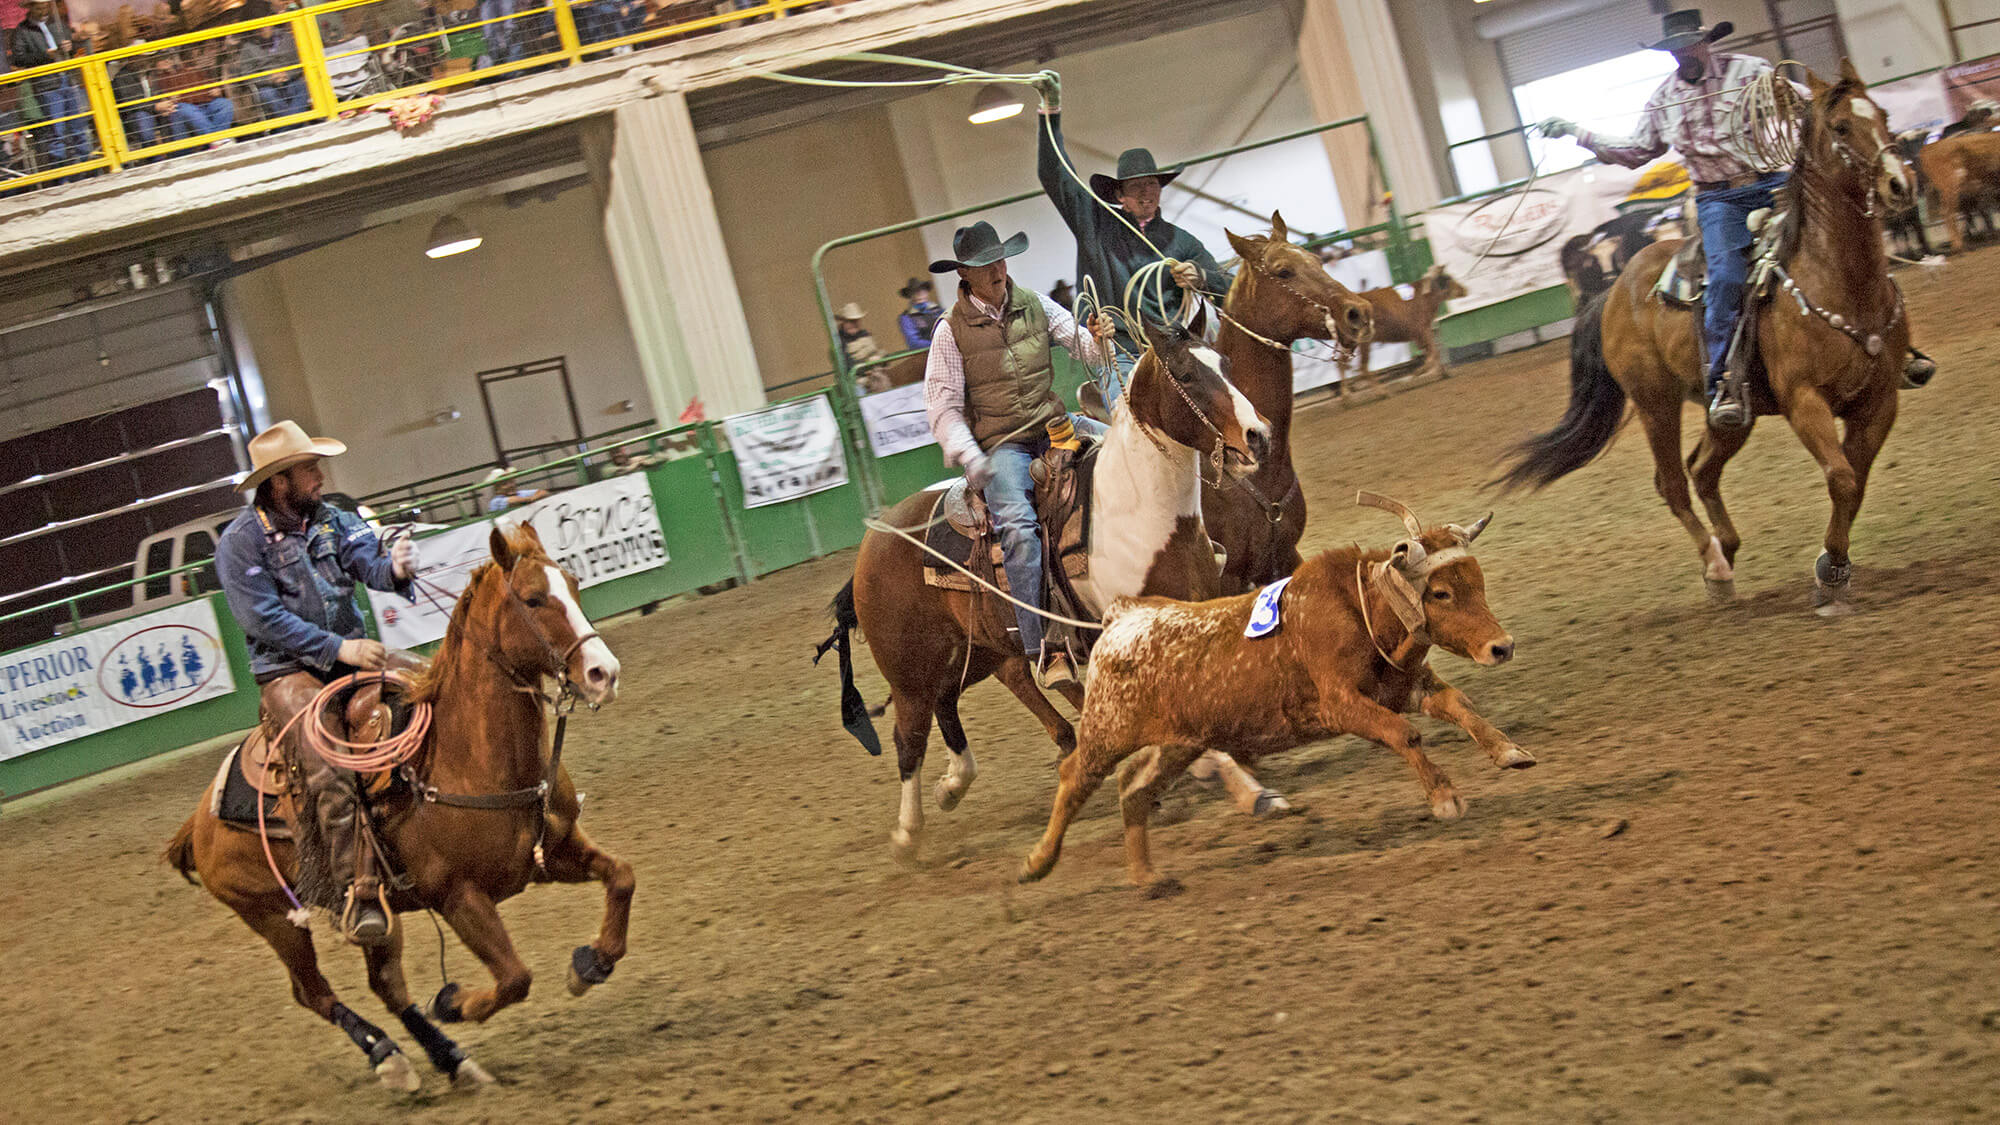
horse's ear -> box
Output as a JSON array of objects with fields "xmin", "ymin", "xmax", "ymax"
[
  {"xmin": 1805, "ymin": 68, "xmax": 1830, "ymax": 98},
  {"xmin": 1139, "ymin": 318, "xmax": 1171, "ymax": 353},
  {"xmin": 1225, "ymin": 228, "xmax": 1258, "ymax": 261},
  {"xmin": 490, "ymin": 525, "xmax": 516, "ymax": 570},
  {"xmin": 1185, "ymin": 301, "xmax": 1208, "ymax": 340},
  {"xmin": 1269, "ymin": 210, "xmax": 1289, "ymax": 242},
  {"xmin": 1838, "ymin": 57, "xmax": 1862, "ymax": 86}
]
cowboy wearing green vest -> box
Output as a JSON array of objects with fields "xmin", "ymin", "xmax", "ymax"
[
  {"xmin": 1034, "ymin": 75, "xmax": 1231, "ymax": 406},
  {"xmin": 923, "ymin": 221, "xmax": 1115, "ymax": 690}
]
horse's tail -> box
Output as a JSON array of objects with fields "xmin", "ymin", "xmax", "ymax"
[
  {"xmin": 163, "ymin": 814, "xmax": 200, "ymax": 885},
  {"xmin": 816, "ymin": 581, "xmax": 883, "ymax": 756},
  {"xmin": 1492, "ymin": 290, "xmax": 1627, "ymax": 492}
]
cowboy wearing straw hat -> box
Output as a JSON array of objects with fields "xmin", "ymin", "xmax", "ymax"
[
  {"xmin": 924, "ymin": 221, "xmax": 1115, "ymax": 690},
  {"xmin": 1034, "ymin": 77, "xmax": 1231, "ymax": 406},
  {"xmin": 1540, "ymin": 9, "xmax": 1934, "ymax": 428},
  {"xmin": 215, "ymin": 421, "xmax": 421, "ymax": 945}
]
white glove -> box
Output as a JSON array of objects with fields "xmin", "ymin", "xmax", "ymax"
[
  {"xmin": 1537, "ymin": 117, "xmax": 1577, "ymax": 139},
  {"xmin": 390, "ymin": 534, "xmax": 419, "ymax": 581},
  {"xmin": 337, "ymin": 637, "xmax": 388, "ymax": 670},
  {"xmin": 1169, "ymin": 260, "xmax": 1202, "ymax": 290},
  {"xmin": 963, "ymin": 452, "xmax": 995, "ymax": 492}
]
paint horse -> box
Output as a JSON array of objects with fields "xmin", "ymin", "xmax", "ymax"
[
  {"xmin": 1498, "ymin": 61, "xmax": 1917, "ymax": 614},
  {"xmin": 829, "ymin": 319, "xmax": 1270, "ymax": 861},
  {"xmin": 165, "ymin": 524, "xmax": 632, "ymax": 1092}
]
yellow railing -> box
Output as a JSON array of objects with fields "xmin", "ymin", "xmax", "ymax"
[{"xmin": 0, "ymin": 0, "xmax": 827, "ymax": 193}]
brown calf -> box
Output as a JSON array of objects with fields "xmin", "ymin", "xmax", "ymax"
[
  {"xmin": 1339, "ymin": 266, "xmax": 1468, "ymax": 388},
  {"xmin": 1019, "ymin": 494, "xmax": 1531, "ymax": 894},
  {"xmin": 1919, "ymin": 131, "xmax": 2000, "ymax": 253}
]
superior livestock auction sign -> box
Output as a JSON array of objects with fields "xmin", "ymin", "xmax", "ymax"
[
  {"xmin": 0, "ymin": 599, "xmax": 236, "ymax": 761},
  {"xmin": 724, "ymin": 396, "xmax": 850, "ymax": 507},
  {"xmin": 1425, "ymin": 162, "xmax": 1655, "ymax": 311},
  {"xmin": 369, "ymin": 474, "xmax": 669, "ymax": 649}
]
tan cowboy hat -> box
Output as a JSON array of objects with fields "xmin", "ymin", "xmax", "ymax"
[
  {"xmin": 836, "ymin": 302, "xmax": 866, "ymax": 321},
  {"xmin": 237, "ymin": 420, "xmax": 346, "ymax": 492}
]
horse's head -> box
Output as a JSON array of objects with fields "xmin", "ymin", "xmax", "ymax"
[
  {"xmin": 1223, "ymin": 211, "xmax": 1373, "ymax": 350},
  {"xmin": 483, "ymin": 523, "xmax": 621, "ymax": 706},
  {"xmin": 1130, "ymin": 314, "xmax": 1269, "ymax": 477},
  {"xmin": 1803, "ymin": 59, "xmax": 1914, "ymax": 213}
]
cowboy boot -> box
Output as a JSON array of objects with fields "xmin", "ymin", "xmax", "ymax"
[{"xmin": 318, "ymin": 778, "xmax": 391, "ymax": 946}]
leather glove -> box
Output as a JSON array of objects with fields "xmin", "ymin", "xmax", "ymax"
[
  {"xmin": 390, "ymin": 534, "xmax": 419, "ymax": 581},
  {"xmin": 1088, "ymin": 310, "xmax": 1116, "ymax": 340},
  {"xmin": 337, "ymin": 637, "xmax": 388, "ymax": 670},
  {"xmin": 963, "ymin": 452, "xmax": 995, "ymax": 492},
  {"xmin": 1169, "ymin": 260, "xmax": 1202, "ymax": 290},
  {"xmin": 1034, "ymin": 71, "xmax": 1060, "ymax": 114},
  {"xmin": 1537, "ymin": 117, "xmax": 1578, "ymax": 139}
]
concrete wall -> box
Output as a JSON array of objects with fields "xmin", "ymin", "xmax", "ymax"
[
  {"xmin": 227, "ymin": 182, "xmax": 648, "ymax": 498},
  {"xmin": 1834, "ymin": 0, "xmax": 1956, "ymax": 79}
]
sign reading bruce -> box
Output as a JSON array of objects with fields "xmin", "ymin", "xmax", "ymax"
[
  {"xmin": 724, "ymin": 396, "xmax": 850, "ymax": 508},
  {"xmin": 369, "ymin": 475, "xmax": 669, "ymax": 650},
  {"xmin": 859, "ymin": 382, "xmax": 936, "ymax": 458},
  {"xmin": 0, "ymin": 599, "xmax": 236, "ymax": 761}
]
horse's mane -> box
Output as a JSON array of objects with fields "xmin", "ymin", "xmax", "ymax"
[{"xmin": 1777, "ymin": 68, "xmax": 1870, "ymax": 254}]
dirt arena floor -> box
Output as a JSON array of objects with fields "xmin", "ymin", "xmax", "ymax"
[{"xmin": 7, "ymin": 250, "xmax": 2000, "ymax": 1124}]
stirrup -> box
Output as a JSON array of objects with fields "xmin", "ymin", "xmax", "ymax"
[
  {"xmin": 340, "ymin": 881, "xmax": 393, "ymax": 947},
  {"xmin": 1036, "ymin": 650, "xmax": 1078, "ymax": 691},
  {"xmin": 1706, "ymin": 385, "xmax": 1750, "ymax": 430}
]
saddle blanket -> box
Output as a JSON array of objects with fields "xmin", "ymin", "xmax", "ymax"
[
  {"xmin": 212, "ymin": 742, "xmax": 289, "ymax": 837},
  {"xmin": 921, "ymin": 475, "xmax": 1090, "ymax": 594}
]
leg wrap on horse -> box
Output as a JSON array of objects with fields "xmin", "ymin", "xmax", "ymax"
[
  {"xmin": 330, "ymin": 1001, "xmax": 400, "ymax": 1067},
  {"xmin": 397, "ymin": 1004, "xmax": 469, "ymax": 1075}
]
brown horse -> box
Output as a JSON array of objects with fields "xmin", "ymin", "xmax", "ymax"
[
  {"xmin": 163, "ymin": 523, "xmax": 631, "ymax": 1091},
  {"xmin": 1201, "ymin": 212, "xmax": 1375, "ymax": 593},
  {"xmin": 828, "ymin": 319, "xmax": 1270, "ymax": 861},
  {"xmin": 1498, "ymin": 62, "xmax": 1915, "ymax": 612}
]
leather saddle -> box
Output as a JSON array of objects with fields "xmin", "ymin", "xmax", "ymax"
[
  {"xmin": 1655, "ymin": 238, "xmax": 1707, "ymax": 307},
  {"xmin": 922, "ymin": 439, "xmax": 1097, "ymax": 596},
  {"xmin": 211, "ymin": 670, "xmax": 422, "ymax": 834}
]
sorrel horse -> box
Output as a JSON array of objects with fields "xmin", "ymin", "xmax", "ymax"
[
  {"xmin": 830, "ymin": 320, "xmax": 1270, "ymax": 861},
  {"xmin": 164, "ymin": 524, "xmax": 630, "ymax": 1092},
  {"xmin": 1498, "ymin": 62, "xmax": 1916, "ymax": 613},
  {"xmin": 1200, "ymin": 211, "xmax": 1375, "ymax": 593}
]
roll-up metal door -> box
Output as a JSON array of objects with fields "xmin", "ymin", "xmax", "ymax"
[{"xmin": 1499, "ymin": 4, "xmax": 1666, "ymax": 86}]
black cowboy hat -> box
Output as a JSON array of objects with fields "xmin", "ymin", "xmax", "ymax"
[
  {"xmin": 897, "ymin": 277, "xmax": 933, "ymax": 299},
  {"xmin": 1089, "ymin": 148, "xmax": 1182, "ymax": 204},
  {"xmin": 1649, "ymin": 9, "xmax": 1732, "ymax": 52},
  {"xmin": 928, "ymin": 221, "xmax": 1030, "ymax": 273}
]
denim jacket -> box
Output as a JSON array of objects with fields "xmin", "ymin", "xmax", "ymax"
[{"xmin": 216, "ymin": 502, "xmax": 412, "ymax": 680}]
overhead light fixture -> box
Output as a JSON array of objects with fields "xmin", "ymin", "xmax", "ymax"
[
  {"xmin": 425, "ymin": 213, "xmax": 482, "ymax": 259},
  {"xmin": 968, "ymin": 84, "xmax": 1025, "ymax": 125}
]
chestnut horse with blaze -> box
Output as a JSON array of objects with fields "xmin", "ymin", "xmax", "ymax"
[
  {"xmin": 163, "ymin": 524, "xmax": 632, "ymax": 1092},
  {"xmin": 1499, "ymin": 62, "xmax": 1917, "ymax": 613}
]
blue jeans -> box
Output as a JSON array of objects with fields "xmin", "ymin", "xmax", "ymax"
[
  {"xmin": 479, "ymin": 0, "xmax": 520, "ymax": 64},
  {"xmin": 983, "ymin": 412, "xmax": 1109, "ymax": 658},
  {"xmin": 31, "ymin": 76, "xmax": 90, "ymax": 167},
  {"xmin": 166, "ymin": 98, "xmax": 235, "ymax": 142},
  {"xmin": 254, "ymin": 77, "xmax": 311, "ymax": 121},
  {"xmin": 1695, "ymin": 173, "xmax": 1787, "ymax": 390}
]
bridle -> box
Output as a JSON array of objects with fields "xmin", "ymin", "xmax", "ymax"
[
  {"xmin": 1129, "ymin": 347, "xmax": 1287, "ymax": 525},
  {"xmin": 1204, "ymin": 248, "xmax": 1366, "ymax": 364}
]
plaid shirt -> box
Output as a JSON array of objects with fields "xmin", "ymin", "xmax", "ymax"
[
  {"xmin": 1577, "ymin": 54, "xmax": 1791, "ymax": 184},
  {"xmin": 924, "ymin": 287, "xmax": 1105, "ymax": 468}
]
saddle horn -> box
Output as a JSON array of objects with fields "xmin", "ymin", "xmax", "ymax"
[
  {"xmin": 1447, "ymin": 512, "xmax": 1493, "ymax": 546},
  {"xmin": 1357, "ymin": 491, "xmax": 1425, "ymax": 540}
]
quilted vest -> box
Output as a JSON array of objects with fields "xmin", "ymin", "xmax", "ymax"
[{"xmin": 950, "ymin": 281, "xmax": 1061, "ymax": 449}]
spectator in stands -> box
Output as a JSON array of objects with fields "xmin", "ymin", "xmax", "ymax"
[
  {"xmin": 1941, "ymin": 99, "xmax": 1998, "ymax": 140},
  {"xmin": 231, "ymin": 6, "xmax": 311, "ymax": 124},
  {"xmin": 155, "ymin": 43, "xmax": 237, "ymax": 144},
  {"xmin": 109, "ymin": 43, "xmax": 169, "ymax": 149},
  {"xmin": 484, "ymin": 466, "xmax": 550, "ymax": 511},
  {"xmin": 607, "ymin": 444, "xmax": 664, "ymax": 474},
  {"xmin": 476, "ymin": 0, "xmax": 522, "ymax": 68},
  {"xmin": 836, "ymin": 302, "xmax": 886, "ymax": 369},
  {"xmin": 895, "ymin": 277, "xmax": 943, "ymax": 350},
  {"xmin": 9, "ymin": 0, "xmax": 94, "ymax": 170},
  {"xmin": 1047, "ymin": 278, "xmax": 1073, "ymax": 308}
]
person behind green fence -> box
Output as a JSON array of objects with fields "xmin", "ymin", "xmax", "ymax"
[
  {"xmin": 215, "ymin": 421, "xmax": 421, "ymax": 946},
  {"xmin": 1033, "ymin": 73, "xmax": 1232, "ymax": 408},
  {"xmin": 923, "ymin": 221, "xmax": 1115, "ymax": 691}
]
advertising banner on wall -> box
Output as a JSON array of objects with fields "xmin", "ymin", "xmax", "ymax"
[
  {"xmin": 858, "ymin": 382, "xmax": 936, "ymax": 458},
  {"xmin": 723, "ymin": 396, "xmax": 850, "ymax": 508},
  {"xmin": 0, "ymin": 599, "xmax": 236, "ymax": 761},
  {"xmin": 1424, "ymin": 162, "xmax": 1658, "ymax": 310},
  {"xmin": 1870, "ymin": 71, "xmax": 1952, "ymax": 136},
  {"xmin": 369, "ymin": 474, "xmax": 669, "ymax": 649}
]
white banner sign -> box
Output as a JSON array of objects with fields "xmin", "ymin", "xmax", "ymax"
[
  {"xmin": 724, "ymin": 396, "xmax": 850, "ymax": 508},
  {"xmin": 0, "ymin": 599, "xmax": 237, "ymax": 761},
  {"xmin": 859, "ymin": 382, "xmax": 936, "ymax": 458},
  {"xmin": 369, "ymin": 474, "xmax": 669, "ymax": 649},
  {"xmin": 1425, "ymin": 162, "xmax": 1659, "ymax": 311},
  {"xmin": 1869, "ymin": 71, "xmax": 1951, "ymax": 137}
]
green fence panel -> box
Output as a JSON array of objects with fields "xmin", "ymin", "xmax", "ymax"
[
  {"xmin": 872, "ymin": 444, "xmax": 950, "ymax": 504},
  {"xmin": 572, "ymin": 458, "xmax": 737, "ymax": 619},
  {"xmin": 1437, "ymin": 285, "xmax": 1576, "ymax": 350},
  {"xmin": 0, "ymin": 592, "xmax": 258, "ymax": 797},
  {"xmin": 711, "ymin": 447, "xmax": 868, "ymax": 577}
]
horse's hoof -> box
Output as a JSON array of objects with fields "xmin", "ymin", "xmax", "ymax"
[
  {"xmin": 1813, "ymin": 598, "xmax": 1856, "ymax": 618},
  {"xmin": 1018, "ymin": 858, "xmax": 1051, "ymax": 885},
  {"xmin": 567, "ymin": 944, "xmax": 613, "ymax": 997},
  {"xmin": 1252, "ymin": 790, "xmax": 1293, "ymax": 817},
  {"xmin": 933, "ymin": 779, "xmax": 965, "ymax": 813},
  {"xmin": 1704, "ymin": 578, "xmax": 1737, "ymax": 602},
  {"xmin": 375, "ymin": 1050, "xmax": 422, "ymax": 1092},
  {"xmin": 428, "ymin": 982, "xmax": 464, "ymax": 1024},
  {"xmin": 1139, "ymin": 875, "xmax": 1184, "ymax": 899},
  {"xmin": 452, "ymin": 1058, "xmax": 496, "ymax": 1090},
  {"xmin": 1494, "ymin": 743, "xmax": 1537, "ymax": 770},
  {"xmin": 889, "ymin": 827, "xmax": 920, "ymax": 864},
  {"xmin": 1430, "ymin": 792, "xmax": 1468, "ymax": 820}
]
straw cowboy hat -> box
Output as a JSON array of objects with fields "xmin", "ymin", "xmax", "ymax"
[
  {"xmin": 237, "ymin": 420, "xmax": 346, "ymax": 491},
  {"xmin": 928, "ymin": 221, "xmax": 1030, "ymax": 273},
  {"xmin": 836, "ymin": 302, "xmax": 867, "ymax": 321},
  {"xmin": 1089, "ymin": 147, "xmax": 1182, "ymax": 205},
  {"xmin": 1648, "ymin": 9, "xmax": 1732, "ymax": 52}
]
